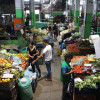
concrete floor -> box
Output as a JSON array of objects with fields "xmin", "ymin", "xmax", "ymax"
[{"xmin": 33, "ymin": 42, "xmax": 62, "ymax": 100}]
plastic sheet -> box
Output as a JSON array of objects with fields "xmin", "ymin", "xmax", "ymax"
[{"xmin": 89, "ymin": 35, "xmax": 100, "ymax": 58}]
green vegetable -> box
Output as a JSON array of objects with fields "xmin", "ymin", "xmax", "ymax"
[{"xmin": 75, "ymin": 73, "xmax": 100, "ymax": 91}]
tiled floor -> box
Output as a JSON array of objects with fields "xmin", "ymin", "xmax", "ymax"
[{"xmin": 33, "ymin": 42, "xmax": 62, "ymax": 100}]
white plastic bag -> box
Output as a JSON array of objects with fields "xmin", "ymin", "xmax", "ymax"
[
  {"xmin": 12, "ymin": 62, "xmax": 19, "ymax": 66},
  {"xmin": 28, "ymin": 63, "xmax": 32, "ymax": 71},
  {"xmin": 21, "ymin": 78, "xmax": 27, "ymax": 83}
]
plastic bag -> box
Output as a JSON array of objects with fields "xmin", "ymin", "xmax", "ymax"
[
  {"xmin": 67, "ymin": 82, "xmax": 71, "ymax": 94},
  {"xmin": 21, "ymin": 77, "xmax": 27, "ymax": 83},
  {"xmin": 12, "ymin": 55, "xmax": 22, "ymax": 64},
  {"xmin": 12, "ymin": 62, "xmax": 19, "ymax": 66},
  {"xmin": 24, "ymin": 69, "xmax": 36, "ymax": 78},
  {"xmin": 28, "ymin": 63, "xmax": 32, "ymax": 71}
]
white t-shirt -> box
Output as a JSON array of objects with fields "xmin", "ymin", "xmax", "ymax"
[{"xmin": 43, "ymin": 45, "xmax": 52, "ymax": 61}]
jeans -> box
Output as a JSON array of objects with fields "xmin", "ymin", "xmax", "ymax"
[
  {"xmin": 62, "ymin": 82, "xmax": 70, "ymax": 100},
  {"xmin": 29, "ymin": 57, "xmax": 41, "ymax": 74},
  {"xmin": 35, "ymin": 60, "xmax": 41, "ymax": 74},
  {"xmin": 45, "ymin": 60, "xmax": 52, "ymax": 79}
]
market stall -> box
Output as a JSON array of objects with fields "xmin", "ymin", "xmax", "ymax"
[
  {"xmin": 0, "ymin": 48, "xmax": 37, "ymax": 100},
  {"xmin": 71, "ymin": 55, "xmax": 100, "ymax": 100}
]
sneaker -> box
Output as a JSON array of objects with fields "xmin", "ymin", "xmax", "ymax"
[
  {"xmin": 45, "ymin": 78, "xmax": 52, "ymax": 81},
  {"xmin": 38, "ymin": 74, "xmax": 41, "ymax": 78}
]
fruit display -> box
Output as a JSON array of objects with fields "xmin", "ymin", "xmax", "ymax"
[
  {"xmin": 67, "ymin": 43, "xmax": 79, "ymax": 53},
  {"xmin": 19, "ymin": 60, "xmax": 27, "ymax": 69},
  {"xmin": 73, "ymin": 65, "xmax": 91, "ymax": 73},
  {"xmin": 5, "ymin": 63, "xmax": 12, "ymax": 69},
  {"xmin": 0, "ymin": 58, "xmax": 8, "ymax": 63},
  {"xmin": 14, "ymin": 53, "xmax": 28, "ymax": 61},
  {"xmin": 0, "ymin": 78, "xmax": 10, "ymax": 83},
  {"xmin": 0, "ymin": 68, "xmax": 4, "ymax": 75},
  {"xmin": 62, "ymin": 29, "xmax": 69, "ymax": 35},
  {"xmin": 73, "ymin": 65, "xmax": 83, "ymax": 73}
]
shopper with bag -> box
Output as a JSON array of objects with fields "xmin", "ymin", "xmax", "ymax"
[
  {"xmin": 27, "ymin": 41, "xmax": 41, "ymax": 78},
  {"xmin": 32, "ymin": 39, "xmax": 52, "ymax": 81},
  {"xmin": 60, "ymin": 54, "xmax": 73, "ymax": 100}
]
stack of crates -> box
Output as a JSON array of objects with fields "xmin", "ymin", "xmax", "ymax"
[
  {"xmin": 0, "ymin": 80, "xmax": 18, "ymax": 100},
  {"xmin": 36, "ymin": 42, "xmax": 44, "ymax": 65}
]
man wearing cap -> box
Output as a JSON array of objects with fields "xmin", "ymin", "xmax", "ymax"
[{"xmin": 32, "ymin": 39, "xmax": 52, "ymax": 81}]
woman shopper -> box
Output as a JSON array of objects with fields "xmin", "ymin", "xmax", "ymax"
[
  {"xmin": 27, "ymin": 41, "xmax": 41, "ymax": 78},
  {"xmin": 32, "ymin": 39, "xmax": 52, "ymax": 81},
  {"xmin": 60, "ymin": 54, "xmax": 73, "ymax": 100}
]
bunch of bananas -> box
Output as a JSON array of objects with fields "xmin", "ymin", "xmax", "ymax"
[{"xmin": 0, "ymin": 78, "xmax": 10, "ymax": 83}]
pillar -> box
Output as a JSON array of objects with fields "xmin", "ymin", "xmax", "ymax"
[
  {"xmin": 74, "ymin": 0, "xmax": 80, "ymax": 31},
  {"xmin": 84, "ymin": 0, "xmax": 93, "ymax": 38},
  {"xmin": 70, "ymin": 0, "xmax": 74, "ymax": 16},
  {"xmin": 40, "ymin": 0, "xmax": 43, "ymax": 22},
  {"xmin": 15, "ymin": 0, "xmax": 25, "ymax": 25},
  {"xmin": 30, "ymin": 0, "xmax": 36, "ymax": 27}
]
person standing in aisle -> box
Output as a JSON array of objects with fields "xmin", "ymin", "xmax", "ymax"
[
  {"xmin": 53, "ymin": 23, "xmax": 58, "ymax": 41},
  {"xmin": 32, "ymin": 39, "xmax": 52, "ymax": 81},
  {"xmin": 27, "ymin": 41, "xmax": 41, "ymax": 78},
  {"xmin": 60, "ymin": 54, "xmax": 73, "ymax": 100},
  {"xmin": 47, "ymin": 26, "xmax": 54, "ymax": 48}
]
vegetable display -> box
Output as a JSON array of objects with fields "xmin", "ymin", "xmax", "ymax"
[{"xmin": 75, "ymin": 73, "xmax": 100, "ymax": 91}]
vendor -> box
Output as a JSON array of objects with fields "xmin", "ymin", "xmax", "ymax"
[
  {"xmin": 27, "ymin": 41, "xmax": 41, "ymax": 78},
  {"xmin": 61, "ymin": 30, "xmax": 75, "ymax": 43},
  {"xmin": 60, "ymin": 54, "xmax": 73, "ymax": 100}
]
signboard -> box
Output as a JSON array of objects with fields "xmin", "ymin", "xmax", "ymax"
[{"xmin": 13, "ymin": 18, "xmax": 23, "ymax": 30}]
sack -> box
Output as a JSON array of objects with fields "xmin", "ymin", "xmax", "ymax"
[{"xmin": 18, "ymin": 77, "xmax": 33, "ymax": 100}]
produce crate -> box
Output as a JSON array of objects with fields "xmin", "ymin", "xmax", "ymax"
[
  {"xmin": 73, "ymin": 80, "xmax": 97, "ymax": 95},
  {"xmin": 79, "ymin": 47, "xmax": 95, "ymax": 55},
  {"xmin": 0, "ymin": 78, "xmax": 15, "ymax": 87},
  {"xmin": 68, "ymin": 51, "xmax": 80, "ymax": 56},
  {"xmin": 72, "ymin": 73, "xmax": 91, "ymax": 79},
  {"xmin": 74, "ymin": 94, "xmax": 96, "ymax": 100},
  {"xmin": 38, "ymin": 57, "xmax": 44, "ymax": 65},
  {"xmin": 74, "ymin": 87, "xmax": 97, "ymax": 95},
  {"xmin": 0, "ymin": 82, "xmax": 18, "ymax": 100}
]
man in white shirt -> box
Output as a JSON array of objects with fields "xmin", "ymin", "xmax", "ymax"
[{"xmin": 32, "ymin": 39, "xmax": 52, "ymax": 81}]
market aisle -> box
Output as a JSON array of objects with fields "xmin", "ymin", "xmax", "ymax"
[{"xmin": 33, "ymin": 42, "xmax": 62, "ymax": 100}]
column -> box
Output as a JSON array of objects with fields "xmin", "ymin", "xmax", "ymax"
[
  {"xmin": 30, "ymin": 0, "xmax": 36, "ymax": 27},
  {"xmin": 40, "ymin": 0, "xmax": 43, "ymax": 22},
  {"xmin": 84, "ymin": 0, "xmax": 93, "ymax": 38},
  {"xmin": 70, "ymin": 0, "xmax": 74, "ymax": 16},
  {"xmin": 15, "ymin": 0, "xmax": 23, "ymax": 18},
  {"xmin": 74, "ymin": 0, "xmax": 80, "ymax": 31},
  {"xmin": 22, "ymin": 0, "xmax": 25, "ymax": 25},
  {"xmin": 15, "ymin": 0, "xmax": 25, "ymax": 25}
]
